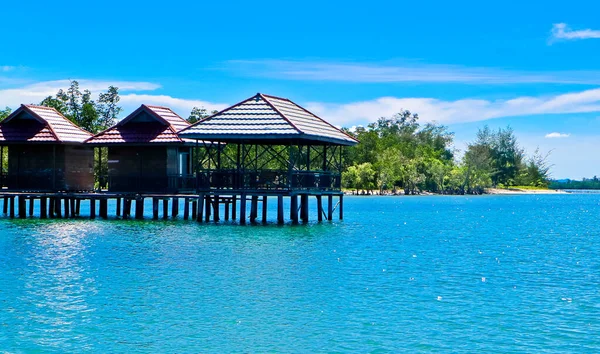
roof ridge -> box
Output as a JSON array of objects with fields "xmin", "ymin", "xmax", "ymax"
[
  {"xmin": 179, "ymin": 95, "xmax": 260, "ymax": 134},
  {"xmin": 259, "ymin": 94, "xmax": 303, "ymax": 134}
]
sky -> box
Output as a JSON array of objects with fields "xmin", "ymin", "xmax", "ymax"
[{"xmin": 1, "ymin": 0, "xmax": 600, "ymax": 179}]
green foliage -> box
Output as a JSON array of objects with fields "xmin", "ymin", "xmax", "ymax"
[
  {"xmin": 0, "ymin": 107, "xmax": 11, "ymax": 120},
  {"xmin": 188, "ymin": 107, "xmax": 218, "ymax": 124},
  {"xmin": 549, "ymin": 176, "xmax": 600, "ymax": 190},
  {"xmin": 39, "ymin": 80, "xmax": 121, "ymax": 134}
]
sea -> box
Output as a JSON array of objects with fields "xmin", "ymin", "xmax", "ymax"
[{"xmin": 1, "ymin": 194, "xmax": 600, "ymax": 352}]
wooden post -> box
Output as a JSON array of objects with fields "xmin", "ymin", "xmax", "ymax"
[
  {"xmin": 116, "ymin": 197, "xmax": 121, "ymax": 217},
  {"xmin": 40, "ymin": 197, "xmax": 47, "ymax": 219},
  {"xmin": 232, "ymin": 195, "xmax": 237, "ymax": 220},
  {"xmin": 213, "ymin": 195, "xmax": 220, "ymax": 222},
  {"xmin": 224, "ymin": 199, "xmax": 230, "ymax": 221},
  {"xmin": 204, "ymin": 195, "xmax": 211, "ymax": 222},
  {"xmin": 198, "ymin": 194, "xmax": 205, "ymax": 222},
  {"xmin": 49, "ymin": 197, "xmax": 55, "ymax": 218},
  {"xmin": 316, "ymin": 195, "xmax": 323, "ymax": 222},
  {"xmin": 55, "ymin": 197, "xmax": 61, "ymax": 218},
  {"xmin": 70, "ymin": 198, "xmax": 76, "ymax": 217},
  {"xmin": 250, "ymin": 195, "xmax": 258, "ymax": 223},
  {"xmin": 300, "ymin": 194, "xmax": 309, "ymax": 222},
  {"xmin": 262, "ymin": 195, "xmax": 268, "ymax": 223},
  {"xmin": 191, "ymin": 200, "xmax": 197, "ymax": 219},
  {"xmin": 76, "ymin": 199, "xmax": 81, "ymax": 216},
  {"xmin": 29, "ymin": 198, "xmax": 34, "ymax": 216},
  {"xmin": 172, "ymin": 197, "xmax": 179, "ymax": 217},
  {"xmin": 152, "ymin": 198, "xmax": 159, "ymax": 220},
  {"xmin": 162, "ymin": 199, "xmax": 168, "ymax": 219},
  {"xmin": 290, "ymin": 195, "xmax": 298, "ymax": 223},
  {"xmin": 64, "ymin": 197, "xmax": 70, "ymax": 218},
  {"xmin": 277, "ymin": 195, "xmax": 284, "ymax": 224},
  {"xmin": 339, "ymin": 194, "xmax": 344, "ymax": 220},
  {"xmin": 183, "ymin": 198, "xmax": 189, "ymax": 220},
  {"xmin": 135, "ymin": 198, "xmax": 144, "ymax": 219},
  {"xmin": 90, "ymin": 199, "xmax": 96, "ymax": 219},
  {"xmin": 2, "ymin": 196, "xmax": 7, "ymax": 214},
  {"xmin": 328, "ymin": 195, "xmax": 333, "ymax": 221},
  {"xmin": 100, "ymin": 199, "xmax": 108, "ymax": 219},
  {"xmin": 18, "ymin": 196, "xmax": 26, "ymax": 219},
  {"xmin": 240, "ymin": 193, "xmax": 247, "ymax": 224}
]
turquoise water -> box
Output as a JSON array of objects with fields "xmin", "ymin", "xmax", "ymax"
[{"xmin": 1, "ymin": 195, "xmax": 600, "ymax": 352}]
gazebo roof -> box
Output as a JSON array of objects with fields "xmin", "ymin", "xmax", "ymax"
[
  {"xmin": 0, "ymin": 104, "xmax": 92, "ymax": 144},
  {"xmin": 86, "ymin": 104, "xmax": 194, "ymax": 145},
  {"xmin": 178, "ymin": 93, "xmax": 358, "ymax": 146}
]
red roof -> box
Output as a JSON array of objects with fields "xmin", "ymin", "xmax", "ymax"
[
  {"xmin": 0, "ymin": 105, "xmax": 92, "ymax": 143},
  {"xmin": 86, "ymin": 104, "xmax": 192, "ymax": 145}
]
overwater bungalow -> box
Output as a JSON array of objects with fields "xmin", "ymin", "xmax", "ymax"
[
  {"xmin": 86, "ymin": 104, "xmax": 195, "ymax": 193},
  {"xmin": 178, "ymin": 93, "xmax": 358, "ymax": 223},
  {"xmin": 0, "ymin": 104, "xmax": 94, "ymax": 191}
]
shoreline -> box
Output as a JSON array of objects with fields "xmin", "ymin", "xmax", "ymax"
[{"xmin": 345, "ymin": 188, "xmax": 569, "ymax": 196}]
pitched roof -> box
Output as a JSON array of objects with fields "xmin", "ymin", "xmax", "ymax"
[
  {"xmin": 86, "ymin": 104, "xmax": 192, "ymax": 145},
  {"xmin": 0, "ymin": 105, "xmax": 92, "ymax": 143},
  {"xmin": 178, "ymin": 93, "xmax": 358, "ymax": 146}
]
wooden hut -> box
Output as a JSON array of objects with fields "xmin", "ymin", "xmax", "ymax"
[
  {"xmin": 0, "ymin": 104, "xmax": 94, "ymax": 191},
  {"xmin": 178, "ymin": 93, "xmax": 358, "ymax": 223},
  {"xmin": 86, "ymin": 105, "xmax": 195, "ymax": 193}
]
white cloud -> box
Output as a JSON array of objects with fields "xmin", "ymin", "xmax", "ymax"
[
  {"xmin": 304, "ymin": 88, "xmax": 600, "ymax": 127},
  {"xmin": 551, "ymin": 23, "xmax": 600, "ymax": 42},
  {"xmin": 227, "ymin": 59, "xmax": 600, "ymax": 85},
  {"xmin": 0, "ymin": 66, "xmax": 15, "ymax": 72},
  {"xmin": 545, "ymin": 132, "xmax": 571, "ymax": 138}
]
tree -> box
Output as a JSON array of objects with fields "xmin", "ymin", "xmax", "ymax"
[
  {"xmin": 188, "ymin": 107, "xmax": 218, "ymax": 124},
  {"xmin": 97, "ymin": 86, "xmax": 121, "ymax": 131},
  {"xmin": 0, "ymin": 107, "xmax": 11, "ymax": 120}
]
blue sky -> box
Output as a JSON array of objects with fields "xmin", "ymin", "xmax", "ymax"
[{"xmin": 1, "ymin": 0, "xmax": 600, "ymax": 178}]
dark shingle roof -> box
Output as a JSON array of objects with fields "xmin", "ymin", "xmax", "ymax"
[
  {"xmin": 86, "ymin": 104, "xmax": 192, "ymax": 145},
  {"xmin": 178, "ymin": 93, "xmax": 358, "ymax": 146},
  {"xmin": 0, "ymin": 105, "xmax": 92, "ymax": 143}
]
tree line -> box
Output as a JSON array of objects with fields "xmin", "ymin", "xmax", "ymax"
[{"xmin": 341, "ymin": 111, "xmax": 551, "ymax": 194}]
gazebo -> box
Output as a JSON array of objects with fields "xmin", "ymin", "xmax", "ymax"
[
  {"xmin": 86, "ymin": 104, "xmax": 195, "ymax": 193},
  {"xmin": 178, "ymin": 93, "xmax": 358, "ymax": 223},
  {"xmin": 0, "ymin": 104, "xmax": 94, "ymax": 191}
]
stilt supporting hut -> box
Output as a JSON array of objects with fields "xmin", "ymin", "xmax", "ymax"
[
  {"xmin": 178, "ymin": 93, "xmax": 358, "ymax": 224},
  {"xmin": 0, "ymin": 105, "xmax": 94, "ymax": 191},
  {"xmin": 86, "ymin": 105, "xmax": 197, "ymax": 193}
]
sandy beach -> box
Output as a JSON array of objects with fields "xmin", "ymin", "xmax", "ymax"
[{"xmin": 486, "ymin": 188, "xmax": 567, "ymax": 195}]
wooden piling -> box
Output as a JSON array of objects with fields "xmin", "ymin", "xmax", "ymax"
[
  {"xmin": 316, "ymin": 195, "xmax": 323, "ymax": 222},
  {"xmin": 3, "ymin": 196, "xmax": 7, "ymax": 214},
  {"xmin": 100, "ymin": 199, "xmax": 108, "ymax": 219},
  {"xmin": 135, "ymin": 198, "xmax": 144, "ymax": 219},
  {"xmin": 55, "ymin": 198, "xmax": 62, "ymax": 218},
  {"xmin": 90, "ymin": 198, "xmax": 96, "ymax": 219},
  {"xmin": 49, "ymin": 197, "xmax": 55, "ymax": 218},
  {"xmin": 198, "ymin": 195, "xmax": 204, "ymax": 222},
  {"xmin": 18, "ymin": 196, "xmax": 26, "ymax": 219},
  {"xmin": 290, "ymin": 195, "xmax": 298, "ymax": 223},
  {"xmin": 162, "ymin": 199, "xmax": 168, "ymax": 219},
  {"xmin": 262, "ymin": 195, "xmax": 268, "ymax": 223},
  {"xmin": 213, "ymin": 196, "xmax": 220, "ymax": 222},
  {"xmin": 70, "ymin": 198, "xmax": 76, "ymax": 217},
  {"xmin": 191, "ymin": 200, "xmax": 197, "ymax": 219},
  {"xmin": 172, "ymin": 197, "xmax": 179, "ymax": 217},
  {"xmin": 240, "ymin": 193, "xmax": 247, "ymax": 224},
  {"xmin": 116, "ymin": 198, "xmax": 121, "ymax": 217},
  {"xmin": 300, "ymin": 194, "xmax": 309, "ymax": 222},
  {"xmin": 277, "ymin": 195, "xmax": 284, "ymax": 224},
  {"xmin": 64, "ymin": 198, "xmax": 70, "ymax": 218},
  {"xmin": 204, "ymin": 195, "xmax": 211, "ymax": 222},
  {"xmin": 328, "ymin": 195, "xmax": 333, "ymax": 221},
  {"xmin": 125, "ymin": 198, "xmax": 133, "ymax": 218},
  {"xmin": 183, "ymin": 198, "xmax": 189, "ymax": 220},
  {"xmin": 232, "ymin": 195, "xmax": 237, "ymax": 220},
  {"xmin": 152, "ymin": 198, "xmax": 159, "ymax": 220},
  {"xmin": 76, "ymin": 199, "xmax": 81, "ymax": 216},
  {"xmin": 29, "ymin": 198, "xmax": 34, "ymax": 217},
  {"xmin": 250, "ymin": 195, "xmax": 258, "ymax": 223},
  {"xmin": 224, "ymin": 199, "xmax": 230, "ymax": 221},
  {"xmin": 339, "ymin": 194, "xmax": 343, "ymax": 220},
  {"xmin": 40, "ymin": 197, "xmax": 47, "ymax": 219}
]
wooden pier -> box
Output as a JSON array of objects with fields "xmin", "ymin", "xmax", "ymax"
[{"xmin": 0, "ymin": 191, "xmax": 344, "ymax": 224}]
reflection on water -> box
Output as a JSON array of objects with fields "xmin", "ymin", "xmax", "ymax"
[{"xmin": 1, "ymin": 195, "xmax": 600, "ymax": 352}]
